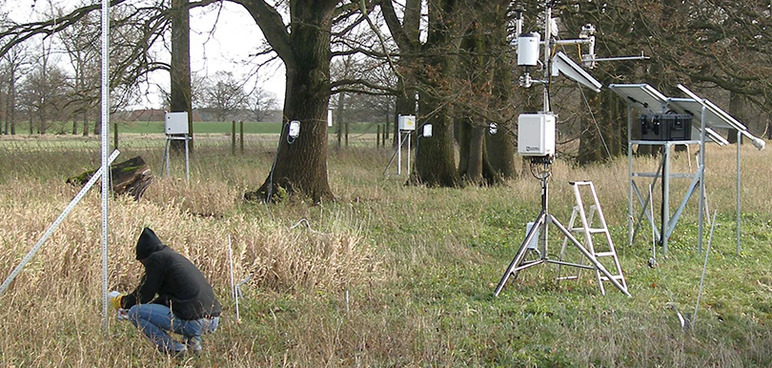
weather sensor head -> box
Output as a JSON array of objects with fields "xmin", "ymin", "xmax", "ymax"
[{"xmin": 517, "ymin": 32, "xmax": 541, "ymax": 67}]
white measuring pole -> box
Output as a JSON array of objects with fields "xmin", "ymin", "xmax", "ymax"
[
  {"xmin": 100, "ymin": 0, "xmax": 111, "ymax": 334},
  {"xmin": 0, "ymin": 151, "xmax": 120, "ymax": 297}
]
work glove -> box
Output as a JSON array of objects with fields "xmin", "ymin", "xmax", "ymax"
[{"xmin": 109, "ymin": 291, "xmax": 124, "ymax": 310}]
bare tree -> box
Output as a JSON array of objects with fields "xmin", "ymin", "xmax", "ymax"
[
  {"xmin": 247, "ymin": 86, "xmax": 278, "ymax": 122},
  {"xmin": 1, "ymin": 43, "xmax": 29, "ymax": 135},
  {"xmin": 59, "ymin": 9, "xmax": 100, "ymax": 136},
  {"xmin": 201, "ymin": 71, "xmax": 248, "ymax": 122},
  {"xmin": 18, "ymin": 40, "xmax": 71, "ymax": 135}
]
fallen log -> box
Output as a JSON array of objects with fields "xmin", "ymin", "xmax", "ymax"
[{"xmin": 67, "ymin": 156, "xmax": 153, "ymax": 200}]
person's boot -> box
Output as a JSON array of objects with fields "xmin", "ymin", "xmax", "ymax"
[{"xmin": 186, "ymin": 336, "xmax": 203, "ymax": 355}]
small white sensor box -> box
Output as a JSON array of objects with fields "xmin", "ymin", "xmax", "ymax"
[
  {"xmin": 165, "ymin": 112, "xmax": 189, "ymax": 135},
  {"xmin": 288, "ymin": 120, "xmax": 301, "ymax": 138},
  {"xmin": 518, "ymin": 113, "xmax": 555, "ymax": 156},
  {"xmin": 398, "ymin": 115, "xmax": 416, "ymax": 131}
]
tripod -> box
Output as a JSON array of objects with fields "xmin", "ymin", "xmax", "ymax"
[{"xmin": 493, "ymin": 158, "xmax": 631, "ymax": 297}]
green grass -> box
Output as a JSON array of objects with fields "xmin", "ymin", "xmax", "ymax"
[
  {"xmin": 0, "ymin": 138, "xmax": 770, "ymax": 366},
  {"xmin": 117, "ymin": 121, "xmax": 387, "ymax": 135},
  {"xmin": 119, "ymin": 121, "xmax": 283, "ymax": 134}
]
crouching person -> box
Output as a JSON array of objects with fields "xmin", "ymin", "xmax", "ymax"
[{"xmin": 113, "ymin": 227, "xmax": 221, "ymax": 356}]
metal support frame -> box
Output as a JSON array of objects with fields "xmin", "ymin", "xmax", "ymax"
[
  {"xmin": 625, "ymin": 105, "xmax": 707, "ymax": 254},
  {"xmin": 736, "ymin": 131, "xmax": 741, "ymax": 255},
  {"xmin": 494, "ymin": 176, "xmax": 630, "ymax": 297},
  {"xmin": 161, "ymin": 135, "xmax": 191, "ymax": 181},
  {"xmin": 383, "ymin": 130, "xmax": 413, "ymax": 176}
]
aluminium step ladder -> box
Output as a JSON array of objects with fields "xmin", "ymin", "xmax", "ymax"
[{"xmin": 558, "ymin": 181, "xmax": 628, "ymax": 295}]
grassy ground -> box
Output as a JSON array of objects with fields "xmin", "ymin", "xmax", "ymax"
[{"xmin": 0, "ymin": 135, "xmax": 769, "ymax": 367}]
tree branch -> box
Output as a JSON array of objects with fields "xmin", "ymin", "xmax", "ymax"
[{"xmin": 229, "ymin": 0, "xmax": 295, "ymax": 65}]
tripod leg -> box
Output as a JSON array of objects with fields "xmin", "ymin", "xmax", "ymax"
[{"xmin": 494, "ymin": 212, "xmax": 546, "ymax": 297}]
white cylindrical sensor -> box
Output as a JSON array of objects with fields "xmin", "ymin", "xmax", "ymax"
[{"xmin": 517, "ymin": 32, "xmax": 541, "ymax": 66}]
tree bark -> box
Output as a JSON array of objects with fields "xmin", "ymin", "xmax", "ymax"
[
  {"xmin": 484, "ymin": 33, "xmax": 517, "ymax": 182},
  {"xmin": 381, "ymin": 0, "xmax": 420, "ymax": 147},
  {"xmin": 414, "ymin": 88, "xmax": 459, "ymax": 186},
  {"xmin": 410, "ymin": 0, "xmax": 468, "ymax": 187},
  {"xmin": 336, "ymin": 90, "xmax": 345, "ymax": 148},
  {"xmin": 170, "ymin": 0, "xmax": 193, "ymax": 152}
]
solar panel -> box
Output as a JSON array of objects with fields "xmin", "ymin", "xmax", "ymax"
[
  {"xmin": 675, "ymin": 84, "xmax": 748, "ymax": 131},
  {"xmin": 609, "ymin": 83, "xmax": 741, "ymax": 145},
  {"xmin": 667, "ymin": 98, "xmax": 748, "ymax": 131},
  {"xmin": 608, "ymin": 84, "xmax": 668, "ymax": 113}
]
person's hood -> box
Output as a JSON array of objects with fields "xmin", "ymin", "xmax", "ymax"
[{"xmin": 135, "ymin": 227, "xmax": 166, "ymax": 260}]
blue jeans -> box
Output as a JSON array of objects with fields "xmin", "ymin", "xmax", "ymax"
[{"xmin": 127, "ymin": 303, "xmax": 219, "ymax": 353}]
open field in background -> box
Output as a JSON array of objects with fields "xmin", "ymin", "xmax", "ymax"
[
  {"xmin": 0, "ymin": 126, "xmax": 389, "ymax": 153},
  {"xmin": 0, "ymin": 135, "xmax": 770, "ymax": 366},
  {"xmin": 12, "ymin": 120, "xmax": 385, "ymax": 136}
]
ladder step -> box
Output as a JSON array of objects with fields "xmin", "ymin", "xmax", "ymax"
[
  {"xmin": 570, "ymin": 228, "xmax": 607, "ymax": 234},
  {"xmin": 556, "ymin": 276, "xmax": 579, "ymax": 281},
  {"xmin": 600, "ymin": 275, "xmax": 625, "ymax": 281},
  {"xmin": 594, "ymin": 251, "xmax": 617, "ymax": 257}
]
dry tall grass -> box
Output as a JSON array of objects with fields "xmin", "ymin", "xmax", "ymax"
[{"xmin": 0, "ymin": 147, "xmax": 377, "ymax": 366}]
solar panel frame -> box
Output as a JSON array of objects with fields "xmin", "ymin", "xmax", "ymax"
[
  {"xmin": 609, "ymin": 83, "xmax": 740, "ymax": 145},
  {"xmin": 608, "ymin": 84, "xmax": 668, "ymax": 114}
]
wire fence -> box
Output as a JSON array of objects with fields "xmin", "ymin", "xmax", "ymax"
[{"xmin": 0, "ymin": 124, "xmax": 394, "ymax": 155}]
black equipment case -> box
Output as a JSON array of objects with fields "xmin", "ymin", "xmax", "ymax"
[{"xmin": 639, "ymin": 113, "xmax": 693, "ymax": 141}]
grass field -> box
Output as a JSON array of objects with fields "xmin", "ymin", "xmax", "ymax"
[
  {"xmin": 0, "ymin": 135, "xmax": 770, "ymax": 367},
  {"xmin": 10, "ymin": 120, "xmax": 387, "ymax": 136},
  {"xmin": 117, "ymin": 121, "xmax": 385, "ymax": 135}
]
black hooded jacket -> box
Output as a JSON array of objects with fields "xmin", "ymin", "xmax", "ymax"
[{"xmin": 121, "ymin": 228, "xmax": 222, "ymax": 320}]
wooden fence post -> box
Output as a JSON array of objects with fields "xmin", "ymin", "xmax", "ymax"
[
  {"xmin": 231, "ymin": 121, "xmax": 236, "ymax": 155},
  {"xmin": 240, "ymin": 121, "xmax": 244, "ymax": 154},
  {"xmin": 377, "ymin": 125, "xmax": 381, "ymax": 148},
  {"xmin": 113, "ymin": 123, "xmax": 118, "ymax": 149},
  {"xmin": 345, "ymin": 123, "xmax": 349, "ymax": 148}
]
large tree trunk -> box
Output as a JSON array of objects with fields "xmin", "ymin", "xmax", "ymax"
[
  {"xmin": 170, "ymin": 0, "xmax": 193, "ymax": 152},
  {"xmin": 466, "ymin": 124, "xmax": 485, "ymax": 183},
  {"xmin": 414, "ymin": 89, "xmax": 459, "ymax": 186},
  {"xmin": 484, "ymin": 35, "xmax": 517, "ymax": 182},
  {"xmin": 410, "ymin": 0, "xmax": 466, "ymax": 187},
  {"xmin": 393, "ymin": 81, "xmax": 416, "ymax": 147},
  {"xmin": 381, "ymin": 0, "xmax": 420, "ymax": 147},
  {"xmin": 244, "ymin": 0, "xmax": 336, "ymax": 203},
  {"xmin": 82, "ymin": 109, "xmax": 89, "ymax": 136},
  {"xmin": 457, "ymin": 1, "xmax": 516, "ymax": 184}
]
